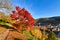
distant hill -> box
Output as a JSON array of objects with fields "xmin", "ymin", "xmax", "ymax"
[{"xmin": 35, "ymin": 16, "xmax": 60, "ymax": 26}]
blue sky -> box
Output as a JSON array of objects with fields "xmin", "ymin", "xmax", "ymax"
[{"xmin": 12, "ymin": 0, "xmax": 60, "ymax": 19}]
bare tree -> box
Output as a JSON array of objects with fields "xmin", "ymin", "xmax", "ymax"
[{"xmin": 0, "ymin": 0, "xmax": 13, "ymax": 11}]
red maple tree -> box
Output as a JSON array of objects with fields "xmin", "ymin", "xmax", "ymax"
[{"xmin": 10, "ymin": 6, "xmax": 35, "ymax": 31}]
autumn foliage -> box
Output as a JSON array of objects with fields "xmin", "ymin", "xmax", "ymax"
[
  {"xmin": 10, "ymin": 6, "xmax": 35, "ymax": 31},
  {"xmin": 0, "ymin": 6, "xmax": 57, "ymax": 40}
]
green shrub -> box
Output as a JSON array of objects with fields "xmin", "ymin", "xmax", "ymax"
[{"xmin": 46, "ymin": 32, "xmax": 57, "ymax": 40}]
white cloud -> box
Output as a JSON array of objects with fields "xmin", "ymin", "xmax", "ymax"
[{"xmin": 0, "ymin": 8, "xmax": 11, "ymax": 15}]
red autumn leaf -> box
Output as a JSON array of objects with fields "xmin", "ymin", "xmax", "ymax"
[
  {"xmin": 25, "ymin": 27, "xmax": 30, "ymax": 31},
  {"xmin": 24, "ymin": 10, "xmax": 35, "ymax": 28},
  {"xmin": 16, "ymin": 26, "xmax": 22, "ymax": 30},
  {"xmin": 10, "ymin": 11, "xmax": 20, "ymax": 19},
  {"xmin": 16, "ymin": 6, "xmax": 21, "ymax": 11},
  {"xmin": 25, "ymin": 10, "xmax": 34, "ymax": 21},
  {"xmin": 18, "ymin": 8, "xmax": 25, "ymax": 16}
]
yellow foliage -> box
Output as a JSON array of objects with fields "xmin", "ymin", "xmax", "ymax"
[
  {"xmin": 30, "ymin": 28, "xmax": 42, "ymax": 39},
  {"xmin": 0, "ymin": 12, "xmax": 5, "ymax": 20},
  {"xmin": 0, "ymin": 27, "xmax": 6, "ymax": 34},
  {"xmin": 5, "ymin": 15, "xmax": 16, "ymax": 24},
  {"xmin": 57, "ymin": 38, "xmax": 60, "ymax": 40}
]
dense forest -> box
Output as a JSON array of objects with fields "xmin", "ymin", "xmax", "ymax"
[{"xmin": 35, "ymin": 16, "xmax": 60, "ymax": 26}]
